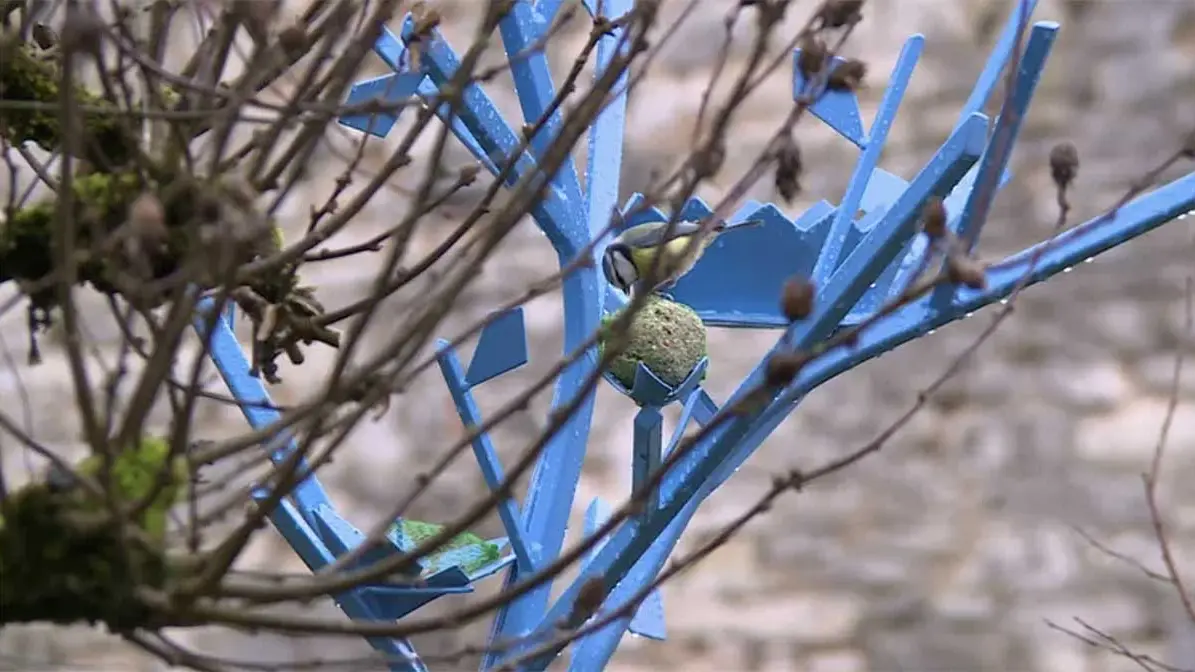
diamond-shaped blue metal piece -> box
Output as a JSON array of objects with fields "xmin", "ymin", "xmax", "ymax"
[
  {"xmin": 465, "ymin": 307, "xmax": 529, "ymax": 387},
  {"xmin": 340, "ymin": 72, "xmax": 424, "ymax": 137}
]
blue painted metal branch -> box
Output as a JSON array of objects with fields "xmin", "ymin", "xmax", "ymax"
[
  {"xmin": 930, "ymin": 20, "xmax": 1058, "ymax": 312},
  {"xmin": 631, "ymin": 407, "xmax": 664, "ymax": 515},
  {"xmin": 192, "ymin": 299, "xmax": 334, "ymax": 522},
  {"xmin": 436, "ymin": 342, "xmax": 537, "ymax": 574},
  {"xmin": 485, "ymin": 0, "xmax": 631, "ymax": 664},
  {"xmin": 498, "ymin": 0, "xmax": 585, "ymax": 221},
  {"xmin": 808, "ymin": 35, "xmax": 922, "ymax": 282},
  {"xmin": 191, "ymin": 302, "xmax": 426, "ymax": 672}
]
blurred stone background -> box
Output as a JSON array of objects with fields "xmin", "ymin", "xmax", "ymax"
[{"xmin": 2, "ymin": 0, "xmax": 1194, "ymax": 670}]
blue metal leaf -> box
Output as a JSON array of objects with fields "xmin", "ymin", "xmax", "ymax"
[
  {"xmin": 340, "ymin": 72, "xmax": 424, "ymax": 137},
  {"xmin": 465, "ymin": 308, "xmax": 529, "ymax": 387},
  {"xmin": 792, "ymin": 53, "xmax": 866, "ymax": 147}
]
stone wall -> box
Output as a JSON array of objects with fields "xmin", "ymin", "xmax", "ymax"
[{"xmin": 2, "ymin": 1, "xmax": 1194, "ymax": 670}]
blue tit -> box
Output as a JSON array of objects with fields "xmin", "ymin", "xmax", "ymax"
[{"xmin": 601, "ymin": 218, "xmax": 762, "ymax": 297}]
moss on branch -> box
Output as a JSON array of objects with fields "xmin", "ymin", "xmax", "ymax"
[
  {"xmin": 0, "ymin": 171, "xmax": 142, "ymax": 284},
  {"xmin": 0, "ymin": 438, "xmax": 192, "ymax": 628},
  {"xmin": 0, "ymin": 37, "xmax": 140, "ymax": 168}
]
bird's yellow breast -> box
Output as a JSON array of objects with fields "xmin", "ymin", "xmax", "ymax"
[{"xmin": 629, "ymin": 235, "xmax": 710, "ymax": 282}]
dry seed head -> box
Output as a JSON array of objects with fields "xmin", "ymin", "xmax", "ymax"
[
  {"xmin": 780, "ymin": 276, "xmax": 816, "ymax": 322},
  {"xmin": 1048, "ymin": 141, "xmax": 1079, "ymax": 188},
  {"xmin": 921, "ymin": 197, "xmax": 948, "ymax": 238},
  {"xmin": 818, "ymin": 0, "xmax": 864, "ymax": 28},
  {"xmin": 827, "ymin": 59, "xmax": 867, "ymax": 92},
  {"xmin": 797, "ymin": 34, "xmax": 828, "ymax": 79},
  {"xmin": 946, "ymin": 255, "xmax": 987, "ymax": 289},
  {"xmin": 774, "ymin": 135, "xmax": 803, "ymax": 203}
]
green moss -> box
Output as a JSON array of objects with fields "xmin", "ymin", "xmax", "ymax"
[
  {"xmin": 0, "ymin": 39, "xmax": 137, "ymax": 167},
  {"xmin": 394, "ymin": 519, "xmax": 500, "ymax": 575},
  {"xmin": 270, "ymin": 225, "xmax": 286, "ymax": 252},
  {"xmin": 399, "ymin": 519, "xmax": 486, "ymax": 552},
  {"xmin": 0, "ymin": 437, "xmax": 188, "ymax": 628},
  {"xmin": 73, "ymin": 436, "xmax": 189, "ymax": 541},
  {"xmin": 599, "ymin": 296, "xmax": 708, "ymax": 389},
  {"xmin": 0, "ymin": 171, "xmax": 144, "ymax": 284}
]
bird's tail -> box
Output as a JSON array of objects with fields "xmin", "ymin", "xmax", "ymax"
[{"xmin": 714, "ymin": 218, "xmax": 765, "ymax": 232}]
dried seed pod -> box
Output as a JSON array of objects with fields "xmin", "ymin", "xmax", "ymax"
[
  {"xmin": 765, "ymin": 351, "xmax": 807, "ymax": 388},
  {"xmin": 817, "ymin": 0, "xmax": 864, "ymax": 28},
  {"xmin": 1048, "ymin": 141, "xmax": 1079, "ymax": 188},
  {"xmin": 796, "ymin": 34, "xmax": 828, "ymax": 80},
  {"xmin": 277, "ymin": 25, "xmax": 307, "ymax": 56},
  {"xmin": 693, "ymin": 141, "xmax": 725, "ymax": 179},
  {"xmin": 774, "ymin": 135, "xmax": 803, "ymax": 203},
  {"xmin": 780, "ymin": 276, "xmax": 816, "ymax": 322},
  {"xmin": 569, "ymin": 578, "xmax": 608, "ymax": 623},
  {"xmin": 457, "ymin": 163, "xmax": 482, "ymax": 185},
  {"xmin": 31, "ymin": 23, "xmax": 58, "ymax": 49},
  {"xmin": 946, "ymin": 255, "xmax": 987, "ymax": 289},
  {"xmin": 827, "ymin": 59, "xmax": 867, "ymax": 92},
  {"xmin": 921, "ymin": 197, "xmax": 948, "ymax": 238}
]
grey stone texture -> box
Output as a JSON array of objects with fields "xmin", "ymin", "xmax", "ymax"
[{"xmin": 2, "ymin": 0, "xmax": 1195, "ymax": 670}]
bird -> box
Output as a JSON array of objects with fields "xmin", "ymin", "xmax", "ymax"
[{"xmin": 601, "ymin": 217, "xmax": 763, "ymax": 298}]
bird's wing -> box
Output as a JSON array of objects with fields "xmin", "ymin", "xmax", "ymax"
[{"xmin": 619, "ymin": 220, "xmax": 707, "ymax": 247}]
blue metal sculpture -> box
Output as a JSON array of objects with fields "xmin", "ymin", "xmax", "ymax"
[{"xmin": 187, "ymin": 1, "xmax": 1195, "ymax": 670}]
